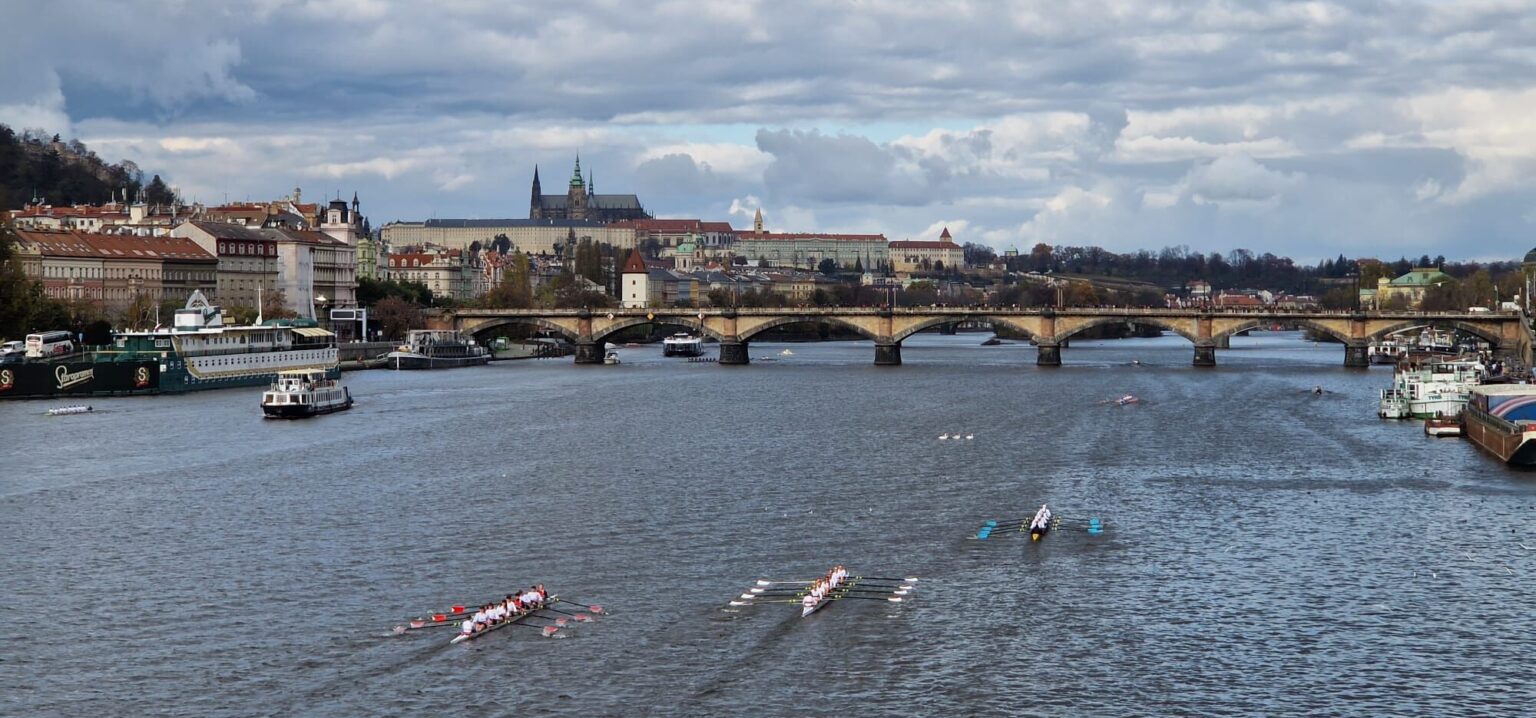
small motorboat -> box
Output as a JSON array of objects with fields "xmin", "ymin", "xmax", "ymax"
[
  {"xmin": 780, "ymin": 349, "xmax": 794, "ymax": 356},
  {"xmin": 46, "ymin": 405, "xmax": 93, "ymax": 416},
  {"xmin": 1113, "ymin": 394, "xmax": 1139, "ymax": 406},
  {"xmin": 604, "ymin": 351, "xmax": 621, "ymax": 365},
  {"xmin": 1424, "ymin": 416, "xmax": 1461, "ymax": 437}
]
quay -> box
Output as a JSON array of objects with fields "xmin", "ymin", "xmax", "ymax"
[{"xmin": 435, "ymin": 307, "xmax": 1531, "ymax": 368}]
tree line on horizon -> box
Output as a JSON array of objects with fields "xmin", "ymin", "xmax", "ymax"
[{"xmin": 0, "ymin": 124, "xmax": 175, "ymax": 213}]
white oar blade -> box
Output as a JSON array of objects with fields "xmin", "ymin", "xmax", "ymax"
[
  {"xmin": 749, "ymin": 588, "xmax": 765, "ymax": 593},
  {"xmin": 887, "ymin": 597, "xmax": 904, "ymax": 603},
  {"xmin": 739, "ymin": 593, "xmax": 757, "ymax": 600},
  {"xmin": 728, "ymin": 601, "xmax": 751, "ymax": 606}
]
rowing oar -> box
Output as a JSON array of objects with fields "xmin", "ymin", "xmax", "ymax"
[
  {"xmin": 753, "ymin": 577, "xmax": 916, "ymax": 586},
  {"xmin": 740, "ymin": 595, "xmax": 907, "ymax": 605},
  {"xmin": 541, "ymin": 606, "xmax": 597, "ymax": 622},
  {"xmin": 741, "ymin": 588, "xmax": 912, "ymax": 600},
  {"xmin": 554, "ymin": 599, "xmax": 606, "ymax": 614}
]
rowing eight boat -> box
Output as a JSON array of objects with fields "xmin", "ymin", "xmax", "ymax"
[{"xmin": 449, "ymin": 595, "xmax": 556, "ymax": 645}]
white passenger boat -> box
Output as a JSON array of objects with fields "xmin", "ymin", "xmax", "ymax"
[
  {"xmin": 662, "ymin": 333, "xmax": 704, "ymax": 357},
  {"xmin": 261, "ymin": 369, "xmax": 353, "ymax": 418},
  {"xmin": 387, "ymin": 330, "xmax": 490, "ymax": 370},
  {"xmin": 1379, "ymin": 357, "xmax": 1483, "ymax": 420}
]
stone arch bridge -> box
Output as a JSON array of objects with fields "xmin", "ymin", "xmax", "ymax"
[{"xmin": 435, "ymin": 307, "xmax": 1531, "ymax": 367}]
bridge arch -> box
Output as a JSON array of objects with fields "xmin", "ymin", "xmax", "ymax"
[
  {"xmin": 1054, "ymin": 316, "xmax": 1198, "ymax": 345},
  {"xmin": 592, "ymin": 316, "xmax": 727, "ymax": 344},
  {"xmin": 891, "ymin": 315, "xmax": 1038, "ymax": 343},
  {"xmin": 1291, "ymin": 319, "xmax": 1352, "ymax": 345},
  {"xmin": 737, "ymin": 314, "xmax": 881, "ymax": 342},
  {"xmin": 461, "ymin": 316, "xmax": 581, "ymax": 343},
  {"xmin": 1210, "ymin": 319, "xmax": 1270, "ymax": 343}
]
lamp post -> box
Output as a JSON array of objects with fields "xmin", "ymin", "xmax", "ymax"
[{"xmin": 1345, "ymin": 271, "xmax": 1359, "ymax": 312}]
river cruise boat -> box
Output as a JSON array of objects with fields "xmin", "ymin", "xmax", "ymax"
[
  {"xmin": 1416, "ymin": 328, "xmax": 1456, "ymax": 354},
  {"xmin": 387, "ymin": 330, "xmax": 490, "ymax": 370},
  {"xmin": 1377, "ymin": 357, "xmax": 1483, "ymax": 420},
  {"xmin": 1368, "ymin": 338, "xmax": 1404, "ymax": 365},
  {"xmin": 261, "ymin": 369, "xmax": 353, "ymax": 418},
  {"xmin": 662, "ymin": 333, "xmax": 704, "ymax": 357},
  {"xmin": 1463, "ymin": 385, "xmax": 1536, "ymax": 465},
  {"xmin": 0, "ymin": 291, "xmax": 338, "ymax": 400}
]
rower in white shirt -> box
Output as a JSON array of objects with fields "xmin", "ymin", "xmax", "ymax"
[{"xmin": 460, "ymin": 618, "xmax": 475, "ymax": 636}]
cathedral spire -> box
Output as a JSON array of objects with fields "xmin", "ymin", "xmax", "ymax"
[
  {"xmin": 570, "ymin": 154, "xmax": 584, "ymax": 188},
  {"xmin": 753, "ymin": 207, "xmax": 764, "ymax": 234}
]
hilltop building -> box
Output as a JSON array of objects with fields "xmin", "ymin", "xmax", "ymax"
[
  {"xmin": 529, "ymin": 157, "xmax": 650, "ymax": 222},
  {"xmin": 889, "ymin": 227, "xmax": 965, "ymax": 274}
]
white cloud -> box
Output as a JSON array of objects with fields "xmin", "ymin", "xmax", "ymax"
[{"xmin": 7, "ymin": 0, "xmax": 1536, "ymax": 261}]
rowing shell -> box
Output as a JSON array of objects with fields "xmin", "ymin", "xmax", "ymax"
[
  {"xmin": 449, "ymin": 595, "xmax": 555, "ymax": 645},
  {"xmin": 801, "ymin": 576, "xmax": 862, "ymax": 617}
]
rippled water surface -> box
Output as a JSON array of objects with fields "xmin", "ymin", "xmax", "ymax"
[{"xmin": 3, "ymin": 332, "xmax": 1534, "ymax": 717}]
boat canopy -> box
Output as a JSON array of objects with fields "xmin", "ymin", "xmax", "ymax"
[{"xmin": 292, "ymin": 327, "xmax": 334, "ymax": 338}]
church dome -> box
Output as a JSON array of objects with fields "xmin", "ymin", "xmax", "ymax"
[{"xmin": 1524, "ymin": 247, "xmax": 1536, "ymax": 264}]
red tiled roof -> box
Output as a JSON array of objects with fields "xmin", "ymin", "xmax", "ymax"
[
  {"xmin": 940, "ymin": 227, "xmax": 952, "ymax": 239},
  {"xmin": 735, "ymin": 231, "xmax": 887, "ymax": 241},
  {"xmin": 621, "ymin": 247, "xmax": 648, "ymax": 274},
  {"xmin": 11, "ymin": 228, "xmax": 215, "ymax": 262},
  {"xmin": 889, "ymin": 240, "xmax": 960, "ymax": 250}
]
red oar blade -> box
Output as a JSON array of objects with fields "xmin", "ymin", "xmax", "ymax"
[
  {"xmin": 541, "ymin": 625, "xmax": 560, "ymax": 637},
  {"xmin": 575, "ymin": 613, "xmax": 593, "ymax": 622},
  {"xmin": 585, "ymin": 605, "xmax": 604, "ymax": 614}
]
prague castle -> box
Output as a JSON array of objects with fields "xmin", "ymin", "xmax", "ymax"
[{"xmin": 529, "ymin": 156, "xmax": 649, "ymax": 222}]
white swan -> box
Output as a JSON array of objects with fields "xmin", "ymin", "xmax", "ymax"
[
  {"xmin": 965, "ymin": 434, "xmax": 974, "ymax": 440},
  {"xmin": 938, "ymin": 433, "xmax": 949, "ymax": 440}
]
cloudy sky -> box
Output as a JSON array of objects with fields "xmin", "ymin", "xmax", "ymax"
[{"xmin": 5, "ymin": 0, "xmax": 1536, "ymax": 261}]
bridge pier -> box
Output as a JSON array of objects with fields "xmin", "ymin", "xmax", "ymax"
[
  {"xmin": 1344, "ymin": 342, "xmax": 1369, "ymax": 368},
  {"xmin": 874, "ymin": 342, "xmax": 902, "ymax": 366},
  {"xmin": 1193, "ymin": 343, "xmax": 1217, "ymax": 367},
  {"xmin": 574, "ymin": 340, "xmax": 603, "ymax": 365},
  {"xmin": 719, "ymin": 340, "xmax": 750, "ymax": 365},
  {"xmin": 1036, "ymin": 343, "xmax": 1061, "ymax": 366}
]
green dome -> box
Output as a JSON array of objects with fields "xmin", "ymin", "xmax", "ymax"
[{"xmin": 1524, "ymin": 247, "xmax": 1536, "ymax": 264}]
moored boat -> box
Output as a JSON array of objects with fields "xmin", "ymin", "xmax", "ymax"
[
  {"xmin": 387, "ymin": 330, "xmax": 490, "ymax": 370},
  {"xmin": 662, "ymin": 333, "xmax": 704, "ymax": 357},
  {"xmin": 1424, "ymin": 416, "xmax": 1462, "ymax": 437},
  {"xmin": 261, "ymin": 369, "xmax": 353, "ymax": 418},
  {"xmin": 0, "ymin": 291, "xmax": 338, "ymax": 400},
  {"xmin": 1463, "ymin": 385, "xmax": 1536, "ymax": 465}
]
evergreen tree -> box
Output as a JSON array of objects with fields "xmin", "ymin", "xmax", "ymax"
[{"xmin": 144, "ymin": 174, "xmax": 175, "ymax": 206}]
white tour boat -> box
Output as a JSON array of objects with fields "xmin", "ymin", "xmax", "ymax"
[
  {"xmin": 261, "ymin": 369, "xmax": 354, "ymax": 418},
  {"xmin": 662, "ymin": 333, "xmax": 704, "ymax": 357}
]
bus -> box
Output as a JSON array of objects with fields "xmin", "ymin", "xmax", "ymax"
[{"xmin": 25, "ymin": 331, "xmax": 74, "ymax": 358}]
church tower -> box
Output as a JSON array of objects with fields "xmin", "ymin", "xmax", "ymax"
[
  {"xmin": 753, "ymin": 207, "xmax": 764, "ymax": 235},
  {"xmin": 530, "ymin": 165, "xmax": 543, "ymax": 219},
  {"xmin": 567, "ymin": 155, "xmax": 588, "ymax": 220}
]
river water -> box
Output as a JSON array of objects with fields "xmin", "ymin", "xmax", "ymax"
[{"xmin": 2, "ymin": 331, "xmax": 1533, "ymax": 717}]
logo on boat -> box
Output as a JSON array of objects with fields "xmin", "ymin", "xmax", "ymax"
[
  {"xmin": 134, "ymin": 367, "xmax": 150, "ymax": 387},
  {"xmin": 0, "ymin": 369, "xmax": 11, "ymax": 392},
  {"xmin": 55, "ymin": 365, "xmax": 94, "ymax": 390}
]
